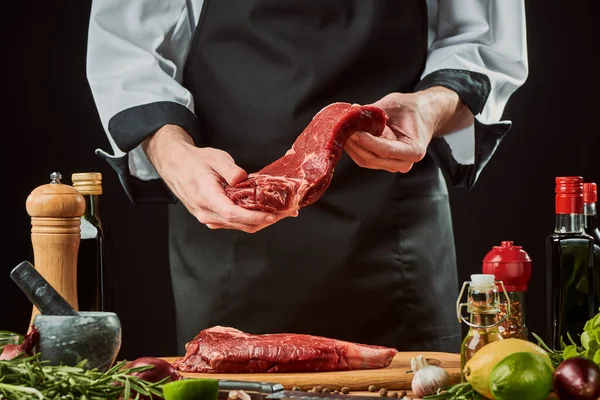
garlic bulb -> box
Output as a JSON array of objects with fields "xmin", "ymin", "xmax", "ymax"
[
  {"xmin": 228, "ymin": 390, "xmax": 251, "ymax": 400},
  {"xmin": 410, "ymin": 355, "xmax": 450, "ymax": 397}
]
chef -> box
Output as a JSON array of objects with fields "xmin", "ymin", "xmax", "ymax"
[{"xmin": 86, "ymin": 0, "xmax": 528, "ymax": 354}]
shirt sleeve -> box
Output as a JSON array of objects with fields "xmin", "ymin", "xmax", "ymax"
[
  {"xmin": 415, "ymin": 0, "xmax": 529, "ymax": 189},
  {"xmin": 86, "ymin": 0, "xmax": 204, "ymax": 203}
]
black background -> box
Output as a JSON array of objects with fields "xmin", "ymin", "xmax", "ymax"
[{"xmin": 4, "ymin": 2, "xmax": 599, "ymax": 360}]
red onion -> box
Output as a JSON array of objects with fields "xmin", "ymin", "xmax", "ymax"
[
  {"xmin": 0, "ymin": 326, "xmax": 39, "ymax": 361},
  {"xmin": 129, "ymin": 357, "xmax": 182, "ymax": 383},
  {"xmin": 553, "ymin": 357, "xmax": 600, "ymax": 400}
]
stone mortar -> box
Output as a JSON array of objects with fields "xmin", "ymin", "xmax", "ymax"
[{"xmin": 33, "ymin": 311, "xmax": 122, "ymax": 372}]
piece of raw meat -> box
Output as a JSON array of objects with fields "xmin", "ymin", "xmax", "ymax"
[
  {"xmin": 173, "ymin": 326, "xmax": 398, "ymax": 373},
  {"xmin": 225, "ymin": 103, "xmax": 388, "ymax": 212}
]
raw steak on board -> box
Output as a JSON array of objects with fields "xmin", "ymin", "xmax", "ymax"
[
  {"xmin": 174, "ymin": 326, "xmax": 398, "ymax": 373},
  {"xmin": 225, "ymin": 103, "xmax": 388, "ymax": 212}
]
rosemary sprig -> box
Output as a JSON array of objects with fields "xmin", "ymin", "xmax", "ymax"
[
  {"xmin": 0, "ymin": 353, "xmax": 168, "ymax": 400},
  {"xmin": 422, "ymin": 382, "xmax": 485, "ymax": 400},
  {"xmin": 531, "ymin": 332, "xmax": 565, "ymax": 368}
]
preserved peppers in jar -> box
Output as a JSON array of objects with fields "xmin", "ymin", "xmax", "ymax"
[{"xmin": 482, "ymin": 241, "xmax": 532, "ymax": 339}]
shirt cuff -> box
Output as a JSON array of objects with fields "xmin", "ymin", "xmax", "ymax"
[
  {"xmin": 97, "ymin": 101, "xmax": 201, "ymax": 203},
  {"xmin": 414, "ymin": 69, "xmax": 508, "ymax": 189},
  {"xmin": 428, "ymin": 119, "xmax": 511, "ymax": 189}
]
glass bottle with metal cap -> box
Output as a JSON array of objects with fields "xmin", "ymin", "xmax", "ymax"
[
  {"xmin": 71, "ymin": 172, "xmax": 106, "ymax": 312},
  {"xmin": 546, "ymin": 176, "xmax": 595, "ymax": 349},
  {"xmin": 583, "ymin": 182, "xmax": 600, "ymax": 311},
  {"xmin": 457, "ymin": 274, "xmax": 510, "ymax": 379}
]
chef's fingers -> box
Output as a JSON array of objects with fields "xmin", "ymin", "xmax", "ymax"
[
  {"xmin": 193, "ymin": 208, "xmax": 269, "ymax": 233},
  {"xmin": 204, "ymin": 212, "xmax": 297, "ymax": 233},
  {"xmin": 178, "ymin": 197, "xmax": 238, "ymax": 227},
  {"xmin": 380, "ymin": 127, "xmax": 397, "ymax": 141},
  {"xmin": 202, "ymin": 207, "xmax": 299, "ymax": 231},
  {"xmin": 345, "ymin": 139, "xmax": 413, "ymax": 173},
  {"xmin": 205, "ymin": 222, "xmax": 267, "ymax": 233},
  {"xmin": 348, "ymin": 127, "xmax": 395, "ymax": 143},
  {"xmin": 350, "ymin": 131, "xmax": 425, "ymax": 163},
  {"xmin": 207, "ymin": 150, "xmax": 248, "ymax": 185},
  {"xmin": 205, "ymin": 220, "xmax": 279, "ymax": 233},
  {"xmin": 204, "ymin": 188, "xmax": 282, "ymax": 226}
]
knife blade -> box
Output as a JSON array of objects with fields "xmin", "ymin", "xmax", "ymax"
[
  {"xmin": 266, "ymin": 391, "xmax": 390, "ymax": 400},
  {"xmin": 216, "ymin": 380, "xmax": 395, "ymax": 400}
]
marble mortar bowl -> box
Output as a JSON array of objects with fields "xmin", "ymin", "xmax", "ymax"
[{"xmin": 33, "ymin": 311, "xmax": 122, "ymax": 372}]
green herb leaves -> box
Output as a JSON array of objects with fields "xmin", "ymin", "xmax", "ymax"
[
  {"xmin": 563, "ymin": 308, "xmax": 600, "ymax": 365},
  {"xmin": 533, "ymin": 307, "xmax": 600, "ymax": 369},
  {"xmin": 0, "ymin": 353, "xmax": 167, "ymax": 400},
  {"xmin": 422, "ymin": 382, "xmax": 485, "ymax": 400}
]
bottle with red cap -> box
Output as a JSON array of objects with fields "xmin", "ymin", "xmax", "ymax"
[
  {"xmin": 482, "ymin": 240, "xmax": 532, "ymax": 340},
  {"xmin": 583, "ymin": 182, "xmax": 600, "ymax": 311},
  {"xmin": 546, "ymin": 176, "xmax": 595, "ymax": 350},
  {"xmin": 583, "ymin": 182, "xmax": 600, "ymax": 244}
]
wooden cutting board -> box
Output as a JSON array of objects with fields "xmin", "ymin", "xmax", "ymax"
[{"xmin": 162, "ymin": 351, "xmax": 461, "ymax": 391}]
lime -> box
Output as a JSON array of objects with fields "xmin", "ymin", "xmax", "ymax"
[
  {"xmin": 489, "ymin": 352, "xmax": 553, "ymax": 400},
  {"xmin": 162, "ymin": 378, "xmax": 219, "ymax": 400},
  {"xmin": 464, "ymin": 338, "xmax": 553, "ymax": 399}
]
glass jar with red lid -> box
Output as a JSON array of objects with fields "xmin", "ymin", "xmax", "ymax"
[{"xmin": 482, "ymin": 241, "xmax": 532, "ymax": 340}]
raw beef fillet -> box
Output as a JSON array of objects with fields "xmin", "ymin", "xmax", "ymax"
[
  {"xmin": 173, "ymin": 326, "xmax": 398, "ymax": 373},
  {"xmin": 225, "ymin": 103, "xmax": 388, "ymax": 212}
]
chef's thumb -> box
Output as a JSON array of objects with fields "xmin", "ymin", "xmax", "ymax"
[{"xmin": 213, "ymin": 159, "xmax": 248, "ymax": 185}]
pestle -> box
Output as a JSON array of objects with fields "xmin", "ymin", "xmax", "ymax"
[{"xmin": 11, "ymin": 260, "xmax": 79, "ymax": 316}]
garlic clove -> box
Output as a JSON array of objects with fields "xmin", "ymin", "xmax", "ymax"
[{"xmin": 410, "ymin": 354, "xmax": 450, "ymax": 397}]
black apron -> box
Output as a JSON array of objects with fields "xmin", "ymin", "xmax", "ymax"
[{"xmin": 170, "ymin": 0, "xmax": 461, "ymax": 354}]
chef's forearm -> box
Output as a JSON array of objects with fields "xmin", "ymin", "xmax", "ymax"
[
  {"xmin": 416, "ymin": 86, "xmax": 474, "ymax": 138},
  {"xmin": 142, "ymin": 124, "xmax": 195, "ymax": 171}
]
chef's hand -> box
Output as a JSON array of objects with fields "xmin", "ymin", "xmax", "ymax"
[
  {"xmin": 143, "ymin": 124, "xmax": 296, "ymax": 233},
  {"xmin": 345, "ymin": 86, "xmax": 474, "ymax": 173}
]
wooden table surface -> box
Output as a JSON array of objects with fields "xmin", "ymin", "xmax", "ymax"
[{"xmin": 165, "ymin": 353, "xmax": 558, "ymax": 400}]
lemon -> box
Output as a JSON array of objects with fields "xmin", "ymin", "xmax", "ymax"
[
  {"xmin": 490, "ymin": 352, "xmax": 553, "ymax": 400},
  {"xmin": 464, "ymin": 338, "xmax": 553, "ymax": 399},
  {"xmin": 162, "ymin": 378, "xmax": 219, "ymax": 400}
]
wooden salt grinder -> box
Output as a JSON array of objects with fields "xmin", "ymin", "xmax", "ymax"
[{"xmin": 26, "ymin": 172, "xmax": 86, "ymax": 327}]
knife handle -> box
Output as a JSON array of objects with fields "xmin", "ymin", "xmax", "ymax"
[{"xmin": 218, "ymin": 380, "xmax": 284, "ymax": 394}]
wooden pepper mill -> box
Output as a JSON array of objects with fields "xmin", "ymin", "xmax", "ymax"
[{"xmin": 26, "ymin": 172, "xmax": 86, "ymax": 327}]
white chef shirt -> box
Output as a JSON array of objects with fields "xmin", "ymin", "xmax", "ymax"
[{"xmin": 86, "ymin": 0, "xmax": 528, "ymax": 196}]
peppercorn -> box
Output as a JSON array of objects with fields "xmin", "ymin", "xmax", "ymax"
[
  {"xmin": 341, "ymin": 387, "xmax": 350, "ymax": 394},
  {"xmin": 316, "ymin": 385, "xmax": 324, "ymax": 392},
  {"xmin": 322, "ymin": 388, "xmax": 330, "ymax": 394},
  {"xmin": 390, "ymin": 392, "xmax": 399, "ymax": 398},
  {"xmin": 368, "ymin": 385, "xmax": 377, "ymax": 392},
  {"xmin": 292, "ymin": 386, "xmax": 301, "ymax": 392},
  {"xmin": 400, "ymin": 391, "xmax": 407, "ymax": 397},
  {"xmin": 379, "ymin": 388, "xmax": 388, "ymax": 397},
  {"xmin": 333, "ymin": 390, "xmax": 339, "ymax": 395}
]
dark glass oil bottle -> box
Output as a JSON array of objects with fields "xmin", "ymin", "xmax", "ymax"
[
  {"xmin": 72, "ymin": 172, "xmax": 106, "ymax": 312},
  {"xmin": 583, "ymin": 182, "xmax": 600, "ymax": 311},
  {"xmin": 546, "ymin": 176, "xmax": 595, "ymax": 350}
]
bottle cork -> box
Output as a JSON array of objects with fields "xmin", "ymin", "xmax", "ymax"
[
  {"xmin": 71, "ymin": 172, "xmax": 102, "ymax": 196},
  {"xmin": 25, "ymin": 172, "xmax": 85, "ymax": 326}
]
